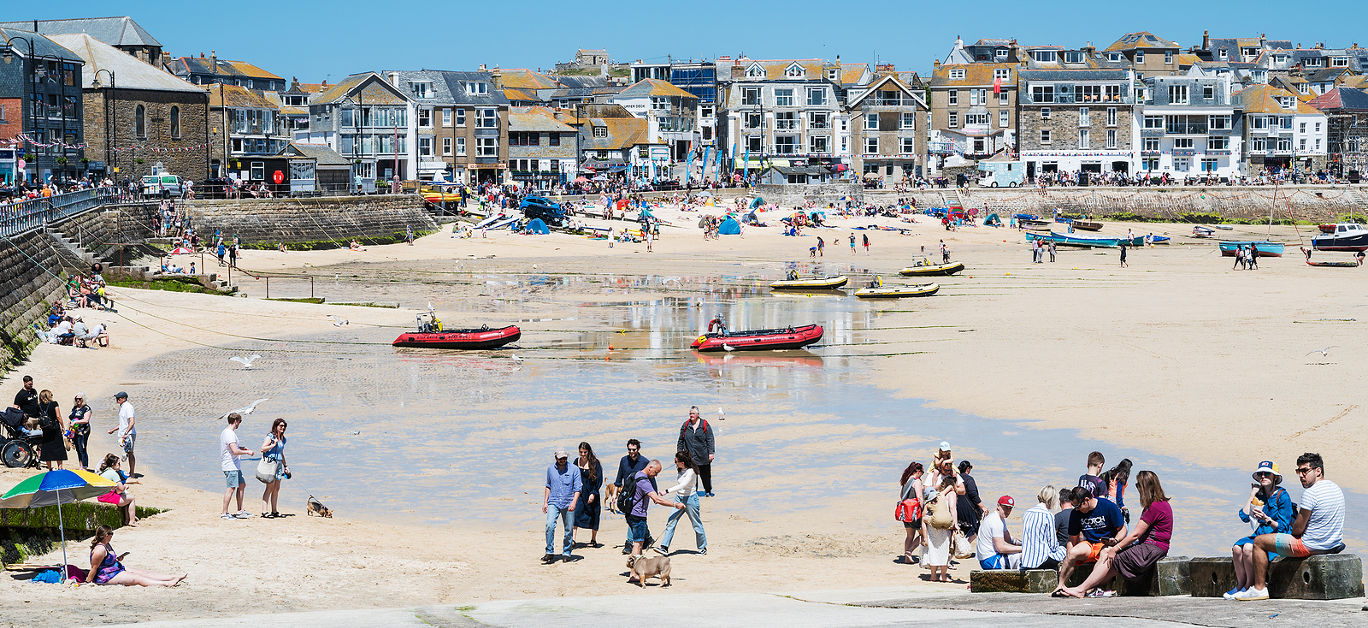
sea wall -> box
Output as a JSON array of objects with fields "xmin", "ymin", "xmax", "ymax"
[
  {"xmin": 180, "ymin": 195, "xmax": 438, "ymax": 246},
  {"xmin": 0, "ymin": 230, "xmax": 72, "ymax": 369}
]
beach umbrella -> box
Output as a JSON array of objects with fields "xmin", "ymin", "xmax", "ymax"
[
  {"xmin": 2, "ymin": 469, "xmax": 116, "ymax": 580},
  {"xmin": 573, "ymin": 176, "xmax": 588, "ymax": 184},
  {"xmin": 169, "ymin": 246, "xmax": 193, "ymax": 255}
]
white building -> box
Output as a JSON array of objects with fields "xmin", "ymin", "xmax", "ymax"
[{"xmin": 1135, "ymin": 73, "xmax": 1242, "ymax": 179}]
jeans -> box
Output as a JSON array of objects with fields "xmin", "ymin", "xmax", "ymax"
[
  {"xmin": 660, "ymin": 494, "xmax": 706, "ymax": 551},
  {"xmin": 72, "ymin": 432, "xmax": 89, "ymax": 469},
  {"xmin": 545, "ymin": 504, "xmax": 574, "ymax": 556}
]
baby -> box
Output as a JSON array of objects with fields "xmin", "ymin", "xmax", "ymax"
[{"xmin": 21, "ymin": 418, "xmax": 43, "ymax": 438}]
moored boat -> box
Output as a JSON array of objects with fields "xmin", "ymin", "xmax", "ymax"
[
  {"xmin": 1072, "ymin": 220, "xmax": 1103, "ymax": 231},
  {"xmin": 898, "ymin": 260, "xmax": 964, "ymax": 276},
  {"xmin": 691, "ymin": 324, "xmax": 824, "ymax": 352},
  {"xmin": 1311, "ymin": 223, "xmax": 1368, "ymax": 252},
  {"xmin": 392, "ymin": 325, "xmax": 521, "ymax": 349},
  {"xmin": 1306, "ymin": 259, "xmax": 1360, "ymax": 267},
  {"xmin": 1217, "ymin": 241, "xmax": 1285, "ymax": 257},
  {"xmin": 1027, "ymin": 231, "xmax": 1120, "ymax": 248},
  {"xmin": 854, "ymin": 283, "xmax": 940, "ymax": 298},
  {"xmin": 769, "ymin": 276, "xmax": 849, "ymax": 290}
]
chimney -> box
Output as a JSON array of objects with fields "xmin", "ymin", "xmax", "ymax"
[
  {"xmin": 1202, "ymin": 30, "xmax": 1209, "ymax": 50},
  {"xmin": 210, "ymin": 50, "xmax": 217, "ymax": 68},
  {"xmin": 934, "ymin": 59, "xmax": 942, "ymax": 69},
  {"xmin": 490, "ymin": 68, "xmax": 502, "ymax": 89},
  {"xmin": 478, "ymin": 63, "xmax": 486, "ymax": 71},
  {"xmin": 387, "ymin": 71, "xmax": 399, "ymax": 86}
]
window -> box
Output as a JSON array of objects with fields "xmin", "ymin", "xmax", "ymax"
[
  {"xmin": 1142, "ymin": 158, "xmax": 1158, "ymax": 170},
  {"xmin": 418, "ymin": 108, "xmax": 431, "ymax": 127},
  {"xmin": 744, "ymin": 112, "xmax": 761, "ymax": 129},
  {"xmin": 774, "ymin": 135, "xmax": 797, "ymax": 154},
  {"xmin": 1250, "ymin": 116, "xmax": 1268, "ymax": 130},
  {"xmin": 476, "ymin": 137, "xmax": 496, "ymax": 157},
  {"xmin": 251, "ymin": 161, "xmax": 264, "ymax": 181},
  {"xmin": 1202, "ymin": 85, "xmax": 1214, "ymax": 100},
  {"xmin": 1173, "ymin": 158, "xmax": 1189, "ymax": 171},
  {"xmin": 993, "ymin": 68, "xmax": 1010, "ymax": 80},
  {"xmin": 411, "ymin": 82, "xmax": 430, "ymax": 99},
  {"xmin": 1331, "ymin": 56, "xmax": 1349, "ymax": 68},
  {"xmin": 784, "ymin": 64, "xmax": 804, "ymax": 78},
  {"xmin": 900, "ymin": 113, "xmax": 916, "ymax": 130},
  {"xmin": 1201, "ymin": 158, "xmax": 1218, "ymax": 172},
  {"xmin": 996, "ymin": 48, "xmax": 1009, "ymax": 60},
  {"xmin": 135, "ymin": 105, "xmax": 146, "ymax": 138},
  {"xmin": 650, "ymin": 97, "xmax": 667, "ymax": 111},
  {"xmin": 442, "ymin": 137, "xmax": 452, "ymax": 156},
  {"xmin": 965, "ymin": 113, "xmax": 989, "ymax": 126},
  {"xmin": 865, "ymin": 112, "xmax": 879, "ymax": 131},
  {"xmin": 999, "ymin": 90, "xmax": 1009, "ymax": 105},
  {"xmin": 1143, "ymin": 138, "xmax": 1159, "ymax": 152},
  {"xmin": 1299, "ymin": 84, "xmax": 1310, "ymax": 95},
  {"xmin": 1040, "ymin": 129, "xmax": 1051, "ymax": 143},
  {"xmin": 774, "ymin": 89, "xmax": 794, "ymax": 106},
  {"xmin": 1034, "ymin": 50, "xmax": 1057, "ymax": 63},
  {"xmin": 1078, "ymin": 107, "xmax": 1090, "ymax": 127},
  {"xmin": 742, "ymin": 88, "xmax": 760, "ymax": 106},
  {"xmin": 1041, "ymin": 107, "xmax": 1051, "ymax": 120},
  {"xmin": 463, "ymin": 82, "xmax": 488, "ymax": 95},
  {"xmin": 746, "ymin": 135, "xmax": 761, "ymax": 152},
  {"xmin": 969, "ymin": 89, "xmax": 979, "ymax": 106},
  {"xmin": 1074, "ymin": 85, "xmax": 1101, "ymax": 102},
  {"xmin": 745, "ymin": 64, "xmax": 764, "ymax": 78},
  {"xmin": 1135, "ymin": 50, "xmax": 1145, "ymax": 63},
  {"xmin": 1165, "ymin": 51, "xmax": 1174, "ymax": 64},
  {"xmin": 1064, "ymin": 51, "xmax": 1083, "ymax": 64},
  {"xmin": 1218, "ymin": 49, "xmax": 1229, "ymax": 61},
  {"xmin": 810, "ymin": 135, "xmax": 829, "ymax": 153},
  {"xmin": 1106, "ymin": 107, "xmax": 1117, "ymax": 127},
  {"xmin": 1299, "ymin": 122, "xmax": 1307, "ymax": 133},
  {"xmin": 1078, "ymin": 128, "xmax": 1089, "ymax": 149},
  {"xmin": 807, "ymin": 87, "xmax": 826, "ymax": 106},
  {"xmin": 1108, "ymin": 52, "xmax": 1123, "ymax": 62},
  {"xmin": 1168, "ymin": 85, "xmax": 1188, "ymax": 104},
  {"xmin": 864, "ymin": 136, "xmax": 878, "ymax": 154},
  {"xmin": 949, "ymin": 68, "xmax": 966, "ymax": 80},
  {"xmin": 1208, "ymin": 115, "xmax": 1231, "ymax": 130},
  {"xmin": 775, "ymin": 111, "xmax": 798, "ymax": 130},
  {"xmin": 592, "ymin": 125, "xmax": 607, "ymax": 138},
  {"xmin": 948, "ymin": 112, "xmax": 958, "ymax": 128},
  {"xmin": 1172, "ymin": 137, "xmax": 1194, "ymax": 149},
  {"xmin": 1031, "ymin": 85, "xmax": 1054, "ymax": 103},
  {"xmin": 1279, "ymin": 116, "xmax": 1293, "ymax": 129},
  {"xmin": 1280, "ymin": 97, "xmax": 1294, "ymax": 109},
  {"xmin": 948, "ymin": 89, "xmax": 958, "ymax": 105},
  {"xmin": 1208, "ymin": 136, "xmax": 1228, "ymax": 151},
  {"xmin": 170, "ymin": 106, "xmax": 181, "ymax": 138},
  {"xmin": 1106, "ymin": 129, "xmax": 1117, "ymax": 149},
  {"xmin": 1300, "ymin": 138, "xmax": 1308, "ymax": 150},
  {"xmin": 476, "ymin": 108, "xmax": 496, "ymax": 128},
  {"xmin": 1277, "ymin": 138, "xmax": 1292, "ymax": 151},
  {"xmin": 1104, "ymin": 85, "xmax": 1121, "ymax": 101},
  {"xmin": 419, "ymin": 137, "xmax": 433, "ymax": 156},
  {"xmin": 901, "ymin": 137, "xmax": 916, "ymax": 154},
  {"xmin": 454, "ymin": 109, "xmax": 466, "ymax": 126},
  {"xmin": 549, "ymin": 134, "xmax": 560, "ymax": 146},
  {"xmin": 456, "ymin": 138, "xmax": 466, "ymax": 156},
  {"xmin": 999, "ymin": 110, "xmax": 1009, "ymax": 127}
]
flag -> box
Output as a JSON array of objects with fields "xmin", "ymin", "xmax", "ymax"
[
  {"xmin": 993, "ymin": 77, "xmax": 1002, "ymax": 94},
  {"xmin": 701, "ymin": 146, "xmax": 711, "ymax": 180},
  {"xmin": 743, "ymin": 146, "xmax": 750, "ymax": 179},
  {"xmin": 685, "ymin": 145, "xmax": 694, "ymax": 185}
]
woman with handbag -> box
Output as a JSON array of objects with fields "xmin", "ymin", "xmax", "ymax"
[
  {"xmin": 36, "ymin": 389, "xmax": 68, "ymax": 470},
  {"xmin": 896, "ymin": 461, "xmax": 925, "ymax": 565},
  {"xmin": 920, "ymin": 476, "xmax": 959, "ymax": 582},
  {"xmin": 257, "ymin": 418, "xmax": 289, "ymax": 518}
]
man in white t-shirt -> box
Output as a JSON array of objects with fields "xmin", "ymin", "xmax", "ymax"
[
  {"xmin": 219, "ymin": 412, "xmax": 256, "ymax": 520},
  {"xmin": 1243, "ymin": 452, "xmax": 1345, "ymax": 601},
  {"xmin": 976, "ymin": 495, "xmax": 1023, "ymax": 569},
  {"xmin": 108, "ymin": 392, "xmax": 137, "ymax": 477}
]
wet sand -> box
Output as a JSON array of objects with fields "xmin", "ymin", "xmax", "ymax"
[{"xmin": 2, "ymin": 205, "xmax": 1365, "ymax": 623}]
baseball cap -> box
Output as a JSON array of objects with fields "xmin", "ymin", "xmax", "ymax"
[
  {"xmin": 1252, "ymin": 460, "xmax": 1281, "ymax": 482},
  {"xmin": 924, "ymin": 487, "xmax": 939, "ymax": 501},
  {"xmin": 74, "ymin": 392, "xmax": 85, "ymax": 399},
  {"xmin": 554, "ymin": 449, "xmax": 568, "ymax": 459},
  {"xmin": 998, "ymin": 495, "xmax": 1015, "ymax": 507},
  {"xmin": 114, "ymin": 391, "xmax": 128, "ymax": 399},
  {"xmin": 939, "ymin": 441, "xmax": 951, "ymax": 451}
]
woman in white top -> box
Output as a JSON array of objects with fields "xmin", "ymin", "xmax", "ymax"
[{"xmin": 656, "ymin": 451, "xmax": 707, "ymax": 555}]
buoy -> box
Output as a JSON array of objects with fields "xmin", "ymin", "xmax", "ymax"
[
  {"xmin": 608, "ymin": 345, "xmax": 614, "ymax": 350},
  {"xmin": 1005, "ymin": 272, "xmax": 1010, "ymax": 276}
]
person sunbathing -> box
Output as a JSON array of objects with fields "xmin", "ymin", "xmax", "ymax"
[{"xmin": 85, "ymin": 526, "xmax": 184, "ymax": 587}]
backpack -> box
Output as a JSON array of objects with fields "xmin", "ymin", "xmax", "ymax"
[
  {"xmin": 928, "ymin": 497, "xmax": 955, "ymax": 530},
  {"xmin": 894, "ymin": 479, "xmax": 922, "ymax": 522},
  {"xmin": 617, "ymin": 475, "xmax": 641, "ymax": 513}
]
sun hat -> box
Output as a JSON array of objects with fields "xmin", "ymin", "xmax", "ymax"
[
  {"xmin": 939, "ymin": 441, "xmax": 951, "ymax": 451},
  {"xmin": 924, "ymin": 487, "xmax": 939, "ymax": 501},
  {"xmin": 998, "ymin": 495, "xmax": 1015, "ymax": 507},
  {"xmin": 1252, "ymin": 460, "xmax": 1281, "ymax": 482}
]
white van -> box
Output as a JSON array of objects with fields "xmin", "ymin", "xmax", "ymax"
[{"xmin": 141, "ymin": 174, "xmax": 184, "ymax": 198}]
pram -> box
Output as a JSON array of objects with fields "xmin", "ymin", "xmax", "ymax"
[{"xmin": 1, "ymin": 406, "xmax": 40, "ymax": 468}]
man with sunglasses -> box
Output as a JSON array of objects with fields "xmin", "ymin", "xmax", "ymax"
[
  {"xmin": 1239, "ymin": 452, "xmax": 1344, "ymax": 601},
  {"xmin": 612, "ymin": 439, "xmax": 653, "ymax": 554}
]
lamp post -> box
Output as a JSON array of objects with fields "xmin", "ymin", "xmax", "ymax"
[
  {"xmin": 91, "ymin": 68, "xmax": 115, "ymax": 177},
  {"xmin": 4, "ymin": 34, "xmax": 39, "ymax": 184}
]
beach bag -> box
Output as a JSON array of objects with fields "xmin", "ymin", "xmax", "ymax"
[
  {"xmin": 928, "ymin": 498, "xmax": 955, "ymax": 530},
  {"xmin": 255, "ymin": 457, "xmax": 280, "ymax": 484},
  {"xmin": 953, "ymin": 529, "xmax": 976, "ymax": 559}
]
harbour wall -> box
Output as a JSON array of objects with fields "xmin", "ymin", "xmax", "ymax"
[{"xmin": 180, "ymin": 195, "xmax": 438, "ymax": 247}]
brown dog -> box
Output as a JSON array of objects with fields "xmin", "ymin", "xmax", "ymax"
[
  {"xmin": 626, "ymin": 554, "xmax": 671, "ymax": 588},
  {"xmin": 306, "ymin": 495, "xmax": 333, "ymax": 518},
  {"xmin": 605, "ymin": 483, "xmax": 621, "ymax": 514}
]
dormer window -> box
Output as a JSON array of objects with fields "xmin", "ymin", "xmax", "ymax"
[
  {"xmin": 1034, "ymin": 50, "xmax": 1057, "ymax": 63},
  {"xmin": 1218, "ymin": 49, "xmax": 1229, "ymax": 61},
  {"xmin": 784, "ymin": 63, "xmax": 805, "ymax": 78},
  {"xmin": 948, "ymin": 68, "xmax": 966, "ymax": 80},
  {"xmin": 409, "ymin": 82, "xmax": 431, "ymax": 99},
  {"xmin": 1298, "ymin": 83, "xmax": 1309, "ymax": 94},
  {"xmin": 995, "ymin": 48, "xmax": 1008, "ymax": 60},
  {"xmin": 1242, "ymin": 48, "xmax": 1258, "ymax": 59},
  {"xmin": 825, "ymin": 68, "xmax": 838, "ymax": 80},
  {"xmin": 463, "ymin": 82, "xmax": 488, "ymax": 95},
  {"xmin": 1304, "ymin": 57, "xmax": 1323, "ymax": 68},
  {"xmin": 994, "ymin": 68, "xmax": 1010, "ymax": 80},
  {"xmin": 1278, "ymin": 96, "xmax": 1293, "ymax": 109},
  {"xmin": 1064, "ymin": 51, "xmax": 1083, "ymax": 64},
  {"xmin": 1108, "ymin": 52, "xmax": 1123, "ymax": 62},
  {"xmin": 1331, "ymin": 56, "xmax": 1349, "ymax": 68},
  {"xmin": 1274, "ymin": 55, "xmax": 1288, "ymax": 64},
  {"xmin": 745, "ymin": 64, "xmax": 765, "ymax": 79}
]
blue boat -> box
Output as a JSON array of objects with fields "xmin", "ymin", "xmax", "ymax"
[
  {"xmin": 1026, "ymin": 231, "xmax": 1122, "ymax": 248},
  {"xmin": 1217, "ymin": 241, "xmax": 1285, "ymax": 257}
]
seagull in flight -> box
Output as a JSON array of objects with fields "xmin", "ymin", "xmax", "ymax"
[
  {"xmin": 229, "ymin": 354, "xmax": 262, "ymax": 369},
  {"xmin": 1306, "ymin": 346, "xmax": 1338, "ymax": 357},
  {"xmin": 218, "ymin": 398, "xmax": 269, "ymax": 421},
  {"xmin": 327, "ymin": 315, "xmax": 349, "ymax": 327}
]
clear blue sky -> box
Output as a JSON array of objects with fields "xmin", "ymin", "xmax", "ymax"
[{"xmin": 21, "ymin": 0, "xmax": 1368, "ymax": 82}]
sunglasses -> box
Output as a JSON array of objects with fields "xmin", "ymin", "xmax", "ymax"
[{"xmin": 1296, "ymin": 467, "xmax": 1314, "ymax": 474}]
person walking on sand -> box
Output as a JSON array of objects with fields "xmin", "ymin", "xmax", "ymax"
[
  {"xmin": 657, "ymin": 451, "xmax": 707, "ymax": 555},
  {"xmin": 920, "ymin": 478, "xmax": 959, "ymax": 582},
  {"xmin": 817, "ymin": 236, "xmax": 825, "ymax": 257},
  {"xmin": 849, "ymin": 234, "xmax": 856, "ymax": 254},
  {"xmin": 626, "ymin": 460, "xmax": 686, "ymax": 558},
  {"xmin": 862, "ymin": 233, "xmax": 871, "ymax": 255},
  {"xmin": 36, "ymin": 389, "xmax": 67, "ymax": 470},
  {"xmin": 108, "ymin": 391, "xmax": 137, "ymax": 478},
  {"xmin": 542, "ymin": 449, "xmax": 582, "ymax": 564},
  {"xmin": 677, "ymin": 406, "xmax": 716, "ymax": 496},
  {"xmin": 1119, "ymin": 242, "xmax": 1129, "ymax": 268},
  {"xmin": 219, "ymin": 413, "xmax": 255, "ymax": 520},
  {"xmin": 259, "ymin": 418, "xmax": 290, "ymax": 518},
  {"xmin": 897, "ymin": 461, "xmax": 926, "ymax": 564},
  {"xmin": 1226, "ymin": 461, "xmax": 1295, "ymax": 599},
  {"xmin": 69, "ymin": 393, "xmax": 92, "ymax": 470},
  {"xmin": 573, "ymin": 442, "xmax": 603, "ymax": 548},
  {"xmin": 613, "ymin": 439, "xmax": 651, "ymax": 554},
  {"xmin": 1240, "ymin": 452, "xmax": 1344, "ymax": 601},
  {"xmin": 940, "ymin": 240, "xmax": 950, "ymax": 264}
]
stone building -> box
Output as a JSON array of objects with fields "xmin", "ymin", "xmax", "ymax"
[
  {"xmin": 0, "ymin": 27, "xmax": 84, "ymax": 183},
  {"xmin": 1236, "ymin": 84, "xmax": 1327, "ymax": 173},
  {"xmin": 0, "ymin": 17, "xmax": 163, "ymax": 65},
  {"xmin": 1103, "ymin": 32, "xmax": 1182, "ymax": 77},
  {"xmin": 1308, "ymin": 87, "xmax": 1368, "ymax": 176},
  {"xmin": 48, "ymin": 33, "xmax": 209, "ymax": 181},
  {"xmin": 928, "ymin": 59, "xmax": 1017, "ymax": 167},
  {"xmin": 207, "ymin": 84, "xmax": 284, "ymax": 179},
  {"xmin": 847, "ymin": 72, "xmax": 929, "ymax": 185},
  {"xmin": 507, "ymin": 107, "xmax": 577, "ymax": 188},
  {"xmin": 1017, "ymin": 68, "xmax": 1136, "ymax": 180}
]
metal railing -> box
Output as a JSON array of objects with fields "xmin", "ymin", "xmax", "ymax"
[{"xmin": 0, "ymin": 187, "xmax": 115, "ymax": 239}]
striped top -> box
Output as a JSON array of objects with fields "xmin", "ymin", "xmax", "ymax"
[{"xmin": 1021, "ymin": 503, "xmax": 1067, "ymax": 569}]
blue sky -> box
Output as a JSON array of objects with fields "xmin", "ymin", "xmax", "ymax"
[{"xmin": 20, "ymin": 0, "xmax": 1368, "ymax": 82}]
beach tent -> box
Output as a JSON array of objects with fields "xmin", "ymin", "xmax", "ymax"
[
  {"xmin": 525, "ymin": 218, "xmax": 549, "ymax": 234},
  {"xmin": 748, "ymin": 197, "xmax": 765, "ymax": 209},
  {"xmin": 718, "ymin": 217, "xmax": 741, "ymax": 235},
  {"xmin": 984, "ymin": 213, "xmax": 1002, "ymax": 226}
]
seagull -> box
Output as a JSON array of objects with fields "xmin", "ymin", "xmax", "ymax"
[
  {"xmin": 1306, "ymin": 346, "xmax": 1338, "ymax": 357},
  {"xmin": 218, "ymin": 398, "xmax": 269, "ymax": 421},
  {"xmin": 327, "ymin": 315, "xmax": 349, "ymax": 327},
  {"xmin": 511, "ymin": 354, "xmax": 524, "ymax": 363},
  {"xmin": 229, "ymin": 354, "xmax": 262, "ymax": 369},
  {"xmin": 722, "ymin": 344, "xmax": 735, "ymax": 352},
  {"xmin": 717, "ymin": 407, "xmax": 725, "ymax": 421}
]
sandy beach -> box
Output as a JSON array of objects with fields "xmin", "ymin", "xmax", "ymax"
[{"xmin": 3, "ymin": 201, "xmax": 1365, "ymax": 624}]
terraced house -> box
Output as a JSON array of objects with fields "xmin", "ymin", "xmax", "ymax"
[
  {"xmin": 1103, "ymin": 31, "xmax": 1182, "ymax": 77},
  {"xmin": 299, "ymin": 72, "xmax": 415, "ymax": 192},
  {"xmin": 507, "ymin": 107, "xmax": 577, "ymax": 188},
  {"xmin": 0, "ymin": 27, "xmax": 84, "ymax": 184},
  {"xmin": 847, "ymin": 70, "xmax": 928, "ymax": 185},
  {"xmin": 392, "ymin": 70, "xmax": 510, "ymax": 184},
  {"xmin": 171, "ymin": 52, "xmax": 286, "ymax": 92},
  {"xmin": 1307, "ymin": 87, "xmax": 1368, "ymax": 177},
  {"xmin": 1017, "ymin": 66, "xmax": 1136, "ymax": 181},
  {"xmin": 207, "ymin": 83, "xmax": 283, "ymax": 180},
  {"xmin": 1236, "ymin": 84, "xmax": 1327, "ymax": 173},
  {"xmin": 928, "ymin": 59, "xmax": 1016, "ymax": 168},
  {"xmin": 608, "ymin": 78, "xmax": 698, "ymax": 161},
  {"xmin": 1135, "ymin": 72, "xmax": 1241, "ymax": 179},
  {"xmin": 717, "ymin": 57, "xmax": 871, "ymax": 174}
]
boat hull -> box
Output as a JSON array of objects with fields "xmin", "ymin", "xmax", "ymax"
[
  {"xmin": 1311, "ymin": 233, "xmax": 1368, "ymax": 252},
  {"xmin": 1306, "ymin": 260, "xmax": 1360, "ymax": 267},
  {"xmin": 1217, "ymin": 241, "xmax": 1285, "ymax": 257},
  {"xmin": 1072, "ymin": 221, "xmax": 1103, "ymax": 231},
  {"xmin": 691, "ymin": 324, "xmax": 823, "ymax": 352},
  {"xmin": 898, "ymin": 262, "xmax": 964, "ymax": 276},
  {"xmin": 392, "ymin": 325, "xmax": 521, "ymax": 349},
  {"xmin": 855, "ymin": 283, "xmax": 939, "ymax": 298},
  {"xmin": 1027, "ymin": 231, "xmax": 1120, "ymax": 248},
  {"xmin": 769, "ymin": 276, "xmax": 849, "ymax": 290}
]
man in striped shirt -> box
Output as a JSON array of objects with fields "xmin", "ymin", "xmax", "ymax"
[{"xmin": 1022, "ymin": 486, "xmax": 1068, "ymax": 570}]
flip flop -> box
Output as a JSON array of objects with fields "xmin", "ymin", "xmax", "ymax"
[{"xmin": 1051, "ymin": 589, "xmax": 1069, "ymax": 598}]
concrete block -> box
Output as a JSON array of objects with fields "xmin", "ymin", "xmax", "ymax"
[
  {"xmin": 1268, "ymin": 554, "xmax": 1364, "ymax": 600},
  {"xmin": 1189, "ymin": 556, "xmax": 1236, "ymax": 597},
  {"xmin": 970, "ymin": 569, "xmax": 1057, "ymax": 593}
]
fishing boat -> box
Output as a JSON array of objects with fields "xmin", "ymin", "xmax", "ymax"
[
  {"xmin": 1311, "ymin": 223, "xmax": 1368, "ymax": 252},
  {"xmin": 691, "ymin": 324, "xmax": 823, "ymax": 352},
  {"xmin": 1072, "ymin": 220, "xmax": 1103, "ymax": 231},
  {"xmin": 1026, "ymin": 231, "xmax": 1120, "ymax": 248},
  {"xmin": 898, "ymin": 260, "xmax": 964, "ymax": 276},
  {"xmin": 769, "ymin": 276, "xmax": 849, "ymax": 290},
  {"xmin": 1217, "ymin": 241, "xmax": 1285, "ymax": 257},
  {"xmin": 393, "ymin": 325, "xmax": 521, "ymax": 349},
  {"xmin": 854, "ymin": 283, "xmax": 940, "ymax": 298},
  {"xmin": 1193, "ymin": 226, "xmax": 1215, "ymax": 238}
]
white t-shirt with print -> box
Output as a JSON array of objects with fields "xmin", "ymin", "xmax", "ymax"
[{"xmin": 118, "ymin": 402, "xmax": 136, "ymax": 436}]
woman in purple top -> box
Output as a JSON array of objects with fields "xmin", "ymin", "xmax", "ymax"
[{"xmin": 1060, "ymin": 470, "xmax": 1171, "ymax": 598}]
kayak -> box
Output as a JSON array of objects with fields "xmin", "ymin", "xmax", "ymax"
[
  {"xmin": 691, "ymin": 324, "xmax": 823, "ymax": 352},
  {"xmin": 854, "ymin": 283, "xmax": 939, "ymax": 298},
  {"xmin": 392, "ymin": 325, "xmax": 521, "ymax": 349},
  {"xmin": 769, "ymin": 276, "xmax": 848, "ymax": 290},
  {"xmin": 898, "ymin": 262, "xmax": 964, "ymax": 276}
]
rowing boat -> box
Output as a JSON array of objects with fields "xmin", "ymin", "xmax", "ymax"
[
  {"xmin": 854, "ymin": 283, "xmax": 940, "ymax": 298},
  {"xmin": 1217, "ymin": 241, "xmax": 1285, "ymax": 257},
  {"xmin": 769, "ymin": 276, "xmax": 849, "ymax": 290}
]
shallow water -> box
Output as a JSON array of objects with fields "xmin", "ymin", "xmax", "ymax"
[{"xmin": 125, "ymin": 270, "xmax": 1366, "ymax": 555}]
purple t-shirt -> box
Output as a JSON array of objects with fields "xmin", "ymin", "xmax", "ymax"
[
  {"xmin": 1137, "ymin": 500, "xmax": 1173, "ymax": 551},
  {"xmin": 630, "ymin": 472, "xmax": 654, "ymax": 518}
]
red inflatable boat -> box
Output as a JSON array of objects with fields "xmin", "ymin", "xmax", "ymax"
[
  {"xmin": 690, "ymin": 324, "xmax": 823, "ymax": 352},
  {"xmin": 392, "ymin": 325, "xmax": 521, "ymax": 349}
]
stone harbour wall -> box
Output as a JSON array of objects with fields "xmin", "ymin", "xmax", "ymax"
[
  {"xmin": 180, "ymin": 195, "xmax": 438, "ymax": 246},
  {"xmin": 0, "ymin": 230, "xmax": 72, "ymax": 370}
]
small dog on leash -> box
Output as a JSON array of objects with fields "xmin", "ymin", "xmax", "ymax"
[
  {"xmin": 305, "ymin": 495, "xmax": 333, "ymax": 518},
  {"xmin": 626, "ymin": 554, "xmax": 671, "ymax": 588},
  {"xmin": 605, "ymin": 483, "xmax": 621, "ymax": 514}
]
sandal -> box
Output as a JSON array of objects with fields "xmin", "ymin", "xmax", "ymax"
[{"xmin": 1051, "ymin": 589, "xmax": 1069, "ymax": 598}]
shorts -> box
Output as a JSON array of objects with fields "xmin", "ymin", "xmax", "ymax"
[
  {"xmin": 903, "ymin": 518, "xmax": 922, "ymax": 529},
  {"xmin": 1077, "ymin": 541, "xmax": 1106, "ymax": 564},
  {"xmin": 979, "ymin": 553, "xmax": 1021, "ymax": 570},
  {"xmin": 1272, "ymin": 534, "xmax": 1311, "ymax": 558},
  {"xmin": 625, "ymin": 514, "xmax": 649, "ymax": 544},
  {"xmin": 224, "ymin": 470, "xmax": 244, "ymax": 488},
  {"xmin": 120, "ymin": 433, "xmax": 135, "ymax": 453}
]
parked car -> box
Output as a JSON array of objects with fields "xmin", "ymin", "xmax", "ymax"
[
  {"xmin": 519, "ymin": 196, "xmax": 565, "ymax": 226},
  {"xmin": 141, "ymin": 174, "xmax": 184, "ymax": 198}
]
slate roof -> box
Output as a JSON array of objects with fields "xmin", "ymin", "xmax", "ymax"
[
  {"xmin": 1236, "ymin": 85, "xmax": 1322, "ymax": 114},
  {"xmin": 0, "ymin": 16, "xmax": 160, "ymax": 48},
  {"xmin": 173, "ymin": 56, "xmax": 282, "ymax": 80},
  {"xmin": 207, "ymin": 84, "xmax": 278, "ymax": 110},
  {"xmin": 0, "ymin": 28, "xmax": 82, "ymax": 61},
  {"xmin": 1307, "ymin": 87, "xmax": 1368, "ymax": 111},
  {"xmin": 552, "ymin": 75, "xmax": 609, "ymax": 89},
  {"xmin": 1105, "ymin": 31, "xmax": 1179, "ymax": 52},
  {"xmin": 47, "ymin": 33, "xmax": 200, "ymax": 93},
  {"xmin": 615, "ymin": 78, "xmax": 697, "ymax": 99},
  {"xmin": 281, "ymin": 142, "xmax": 349, "ymax": 166},
  {"xmin": 722, "ymin": 58, "xmax": 869, "ymax": 85},
  {"xmin": 1304, "ymin": 68, "xmax": 1352, "ymax": 83},
  {"xmin": 508, "ymin": 107, "xmax": 576, "ymax": 132},
  {"xmin": 1017, "ymin": 68, "xmax": 1130, "ymax": 82},
  {"xmin": 930, "ymin": 63, "xmax": 1016, "ymax": 87}
]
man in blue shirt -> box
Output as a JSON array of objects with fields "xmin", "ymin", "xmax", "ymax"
[
  {"xmin": 626, "ymin": 460, "xmax": 686, "ymax": 558},
  {"xmin": 1055, "ymin": 486, "xmax": 1127, "ymax": 594},
  {"xmin": 542, "ymin": 449, "xmax": 582, "ymax": 564},
  {"xmin": 613, "ymin": 439, "xmax": 651, "ymax": 554}
]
